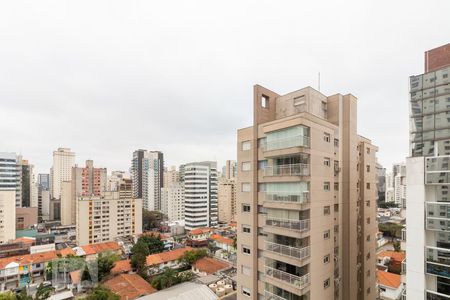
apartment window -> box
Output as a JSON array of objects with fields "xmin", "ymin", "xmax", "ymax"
[
  {"xmin": 324, "ymin": 182, "xmax": 330, "ymax": 191},
  {"xmin": 242, "ymin": 287, "xmax": 251, "ymax": 297},
  {"xmin": 324, "ymin": 278, "xmax": 330, "ymax": 289},
  {"xmin": 366, "ymin": 183, "xmax": 370, "ymax": 189},
  {"xmin": 366, "ymin": 234, "xmax": 371, "ymax": 242},
  {"xmin": 323, "ymin": 254, "xmax": 330, "ymax": 264},
  {"xmin": 293, "ymin": 95, "xmax": 305, "ymax": 106},
  {"xmin": 242, "ymin": 162, "xmax": 251, "ymax": 171},
  {"xmin": 261, "ymin": 95, "xmax": 269, "ymax": 108},
  {"xmin": 334, "ymin": 138, "xmax": 339, "ymax": 147},
  {"xmin": 323, "ymin": 206, "xmax": 330, "ymax": 215},
  {"xmin": 242, "ymin": 246, "xmax": 251, "ymax": 255},
  {"xmin": 367, "ymin": 147, "xmax": 370, "ymax": 154},
  {"xmin": 324, "ymin": 157, "xmax": 331, "ymax": 166},
  {"xmin": 366, "ymin": 200, "xmax": 370, "ymax": 207},
  {"xmin": 334, "ymin": 204, "xmax": 339, "ymax": 212},
  {"xmin": 366, "ymin": 165, "xmax": 370, "ymax": 172},
  {"xmin": 334, "ymin": 182, "xmax": 339, "ymax": 191},
  {"xmin": 242, "ymin": 183, "xmax": 250, "ymax": 192},
  {"xmin": 242, "ymin": 225, "xmax": 251, "ymax": 233},
  {"xmin": 242, "ymin": 141, "xmax": 251, "ymax": 151},
  {"xmin": 366, "ymin": 217, "xmax": 370, "ymax": 224},
  {"xmin": 444, "ymin": 73, "xmax": 448, "ymax": 79},
  {"xmin": 241, "ymin": 265, "xmax": 251, "ymax": 276},
  {"xmin": 242, "ymin": 204, "xmax": 251, "ymax": 212},
  {"xmin": 334, "ymin": 225, "xmax": 339, "ymax": 233},
  {"xmin": 324, "ymin": 133, "xmax": 331, "ymax": 142},
  {"xmin": 366, "ymin": 252, "xmax": 371, "ymax": 260},
  {"xmin": 324, "ymin": 230, "xmax": 330, "ymax": 240},
  {"xmin": 367, "ymin": 269, "xmax": 370, "ymax": 277},
  {"xmin": 367, "ymin": 288, "xmax": 371, "ymax": 295}
]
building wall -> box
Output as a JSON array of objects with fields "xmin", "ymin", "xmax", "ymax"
[
  {"xmin": 51, "ymin": 148, "xmax": 75, "ymax": 199},
  {"xmin": 236, "ymin": 85, "xmax": 377, "ymax": 300},
  {"xmin": 0, "ymin": 191, "xmax": 16, "ymax": 244},
  {"xmin": 218, "ymin": 177, "xmax": 236, "ymax": 223},
  {"xmin": 162, "ymin": 184, "xmax": 184, "ymax": 221},
  {"xmin": 16, "ymin": 207, "xmax": 38, "ymax": 230}
]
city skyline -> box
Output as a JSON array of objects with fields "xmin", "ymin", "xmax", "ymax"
[{"xmin": 1, "ymin": 1, "xmax": 450, "ymax": 174}]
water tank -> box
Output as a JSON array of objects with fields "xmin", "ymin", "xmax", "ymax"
[
  {"xmin": 216, "ymin": 280, "xmax": 225, "ymax": 288},
  {"xmin": 208, "ymin": 284, "xmax": 217, "ymax": 292},
  {"xmin": 224, "ymin": 284, "xmax": 233, "ymax": 294},
  {"xmin": 216, "ymin": 287, "xmax": 225, "ymax": 297}
]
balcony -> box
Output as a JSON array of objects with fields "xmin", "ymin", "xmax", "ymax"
[
  {"xmin": 427, "ymin": 290, "xmax": 450, "ymax": 299},
  {"xmin": 265, "ymin": 192, "xmax": 309, "ymax": 204},
  {"xmin": 427, "ymin": 261, "xmax": 450, "ymax": 279},
  {"xmin": 263, "ymin": 135, "xmax": 310, "ymax": 151},
  {"xmin": 264, "ymin": 241, "xmax": 310, "ymax": 260},
  {"xmin": 427, "ymin": 246, "xmax": 450, "ymax": 267},
  {"xmin": 264, "ymin": 290, "xmax": 287, "ymax": 300},
  {"xmin": 265, "ymin": 218, "xmax": 310, "ymax": 232},
  {"xmin": 264, "ymin": 164, "xmax": 310, "ymax": 177},
  {"xmin": 265, "ymin": 266, "xmax": 310, "ymax": 290}
]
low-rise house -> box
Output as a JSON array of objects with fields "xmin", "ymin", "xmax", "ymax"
[
  {"xmin": 377, "ymin": 251, "xmax": 405, "ymax": 274},
  {"xmin": 103, "ymin": 274, "xmax": 156, "ymax": 300},
  {"xmin": 186, "ymin": 228, "xmax": 212, "ymax": 247},
  {"xmin": 192, "ymin": 257, "xmax": 230, "ymax": 276},
  {"xmin": 377, "ymin": 270, "xmax": 404, "ymax": 300},
  {"xmin": 73, "ymin": 241, "xmax": 121, "ymax": 261},
  {"xmin": 209, "ymin": 234, "xmax": 235, "ymax": 253},
  {"xmin": 146, "ymin": 247, "xmax": 192, "ymax": 275},
  {"xmin": 111, "ymin": 259, "xmax": 132, "ymax": 275}
]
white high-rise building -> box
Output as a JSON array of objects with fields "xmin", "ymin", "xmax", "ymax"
[
  {"xmin": 108, "ymin": 171, "xmax": 127, "ymax": 191},
  {"xmin": 406, "ymin": 43, "xmax": 450, "ymax": 299},
  {"xmin": 183, "ymin": 161, "xmax": 218, "ymax": 230},
  {"xmin": 51, "ymin": 148, "xmax": 75, "ymax": 199},
  {"xmin": 385, "ymin": 172, "xmax": 395, "ymax": 203},
  {"xmin": 131, "ymin": 150, "xmax": 164, "ymax": 211}
]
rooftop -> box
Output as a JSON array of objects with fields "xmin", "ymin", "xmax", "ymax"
[
  {"xmin": 377, "ymin": 251, "xmax": 405, "ymax": 262},
  {"xmin": 80, "ymin": 241, "xmax": 121, "ymax": 255},
  {"xmin": 189, "ymin": 228, "xmax": 213, "ymax": 236},
  {"xmin": 103, "ymin": 274, "xmax": 156, "ymax": 300},
  {"xmin": 377, "ymin": 270, "xmax": 402, "ymax": 289},
  {"xmin": 146, "ymin": 247, "xmax": 192, "ymax": 266},
  {"xmin": 210, "ymin": 234, "xmax": 234, "ymax": 246},
  {"xmin": 111, "ymin": 259, "xmax": 132, "ymax": 275},
  {"xmin": 193, "ymin": 257, "xmax": 230, "ymax": 274}
]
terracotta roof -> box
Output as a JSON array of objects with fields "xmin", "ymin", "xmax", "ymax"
[
  {"xmin": 146, "ymin": 247, "xmax": 192, "ymax": 266},
  {"xmin": 377, "ymin": 271, "xmax": 402, "ymax": 289},
  {"xmin": 210, "ymin": 234, "xmax": 234, "ymax": 246},
  {"xmin": 81, "ymin": 241, "xmax": 121, "ymax": 256},
  {"xmin": 193, "ymin": 257, "xmax": 230, "ymax": 274},
  {"xmin": 0, "ymin": 250, "xmax": 58, "ymax": 269},
  {"xmin": 12, "ymin": 237, "xmax": 35, "ymax": 245},
  {"xmin": 58, "ymin": 248, "xmax": 76, "ymax": 257},
  {"xmin": 377, "ymin": 251, "xmax": 405, "ymax": 262},
  {"xmin": 189, "ymin": 228, "xmax": 212, "ymax": 235},
  {"xmin": 111, "ymin": 259, "xmax": 132, "ymax": 275},
  {"xmin": 103, "ymin": 274, "xmax": 156, "ymax": 300}
]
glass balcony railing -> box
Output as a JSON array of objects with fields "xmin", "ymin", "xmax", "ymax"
[
  {"xmin": 427, "ymin": 247, "xmax": 450, "ymax": 267},
  {"xmin": 427, "ymin": 262, "xmax": 450, "ymax": 279},
  {"xmin": 264, "ymin": 163, "xmax": 310, "ymax": 176},
  {"xmin": 265, "ymin": 192, "xmax": 309, "ymax": 204},
  {"xmin": 264, "ymin": 241, "xmax": 310, "ymax": 260},
  {"xmin": 265, "ymin": 218, "xmax": 310, "ymax": 232},
  {"xmin": 264, "ymin": 290, "xmax": 288, "ymax": 300},
  {"xmin": 427, "ymin": 290, "xmax": 450, "ymax": 299},
  {"xmin": 265, "ymin": 266, "xmax": 310, "ymax": 290},
  {"xmin": 427, "ymin": 218, "xmax": 450, "ymax": 231},
  {"xmin": 263, "ymin": 135, "xmax": 310, "ymax": 151}
]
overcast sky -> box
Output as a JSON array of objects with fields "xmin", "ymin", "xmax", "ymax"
[{"xmin": 1, "ymin": 0, "xmax": 449, "ymax": 174}]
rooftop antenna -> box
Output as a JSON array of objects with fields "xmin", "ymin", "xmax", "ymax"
[{"xmin": 318, "ymin": 72, "xmax": 321, "ymax": 91}]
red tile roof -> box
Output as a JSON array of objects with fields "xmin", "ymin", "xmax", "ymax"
[
  {"xmin": 104, "ymin": 274, "xmax": 156, "ymax": 300},
  {"xmin": 0, "ymin": 251, "xmax": 58, "ymax": 269},
  {"xmin": 193, "ymin": 257, "xmax": 230, "ymax": 274},
  {"xmin": 111, "ymin": 259, "xmax": 132, "ymax": 275},
  {"xmin": 81, "ymin": 241, "xmax": 121, "ymax": 256},
  {"xmin": 189, "ymin": 228, "xmax": 212, "ymax": 236},
  {"xmin": 377, "ymin": 251, "xmax": 405, "ymax": 263},
  {"xmin": 12, "ymin": 237, "xmax": 35, "ymax": 245},
  {"xmin": 377, "ymin": 271, "xmax": 402, "ymax": 289},
  {"xmin": 58, "ymin": 248, "xmax": 76, "ymax": 257},
  {"xmin": 210, "ymin": 234, "xmax": 234, "ymax": 246},
  {"xmin": 146, "ymin": 247, "xmax": 192, "ymax": 266}
]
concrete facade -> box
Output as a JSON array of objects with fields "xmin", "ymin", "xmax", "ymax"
[
  {"xmin": 236, "ymin": 85, "xmax": 378, "ymax": 300},
  {"xmin": 218, "ymin": 177, "xmax": 236, "ymax": 223},
  {"xmin": 51, "ymin": 148, "xmax": 75, "ymax": 199},
  {"xmin": 0, "ymin": 191, "xmax": 16, "ymax": 244}
]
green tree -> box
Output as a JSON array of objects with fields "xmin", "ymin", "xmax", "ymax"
[
  {"xmin": 85, "ymin": 286, "xmax": 119, "ymax": 300},
  {"xmin": 151, "ymin": 268, "xmax": 179, "ymax": 290},
  {"xmin": 15, "ymin": 290, "xmax": 32, "ymax": 300},
  {"xmin": 142, "ymin": 210, "xmax": 165, "ymax": 230},
  {"xmin": 179, "ymin": 249, "xmax": 208, "ymax": 266},
  {"xmin": 140, "ymin": 235, "xmax": 165, "ymax": 254},
  {"xmin": 98, "ymin": 252, "xmax": 120, "ymax": 282},
  {"xmin": 0, "ymin": 292, "xmax": 17, "ymax": 300},
  {"xmin": 35, "ymin": 283, "xmax": 54, "ymax": 300},
  {"xmin": 131, "ymin": 239, "xmax": 150, "ymax": 278},
  {"xmin": 378, "ymin": 223, "xmax": 403, "ymax": 241},
  {"xmin": 393, "ymin": 241, "xmax": 401, "ymax": 252}
]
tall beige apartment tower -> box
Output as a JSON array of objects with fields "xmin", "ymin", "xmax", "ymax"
[{"xmin": 236, "ymin": 85, "xmax": 378, "ymax": 300}]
